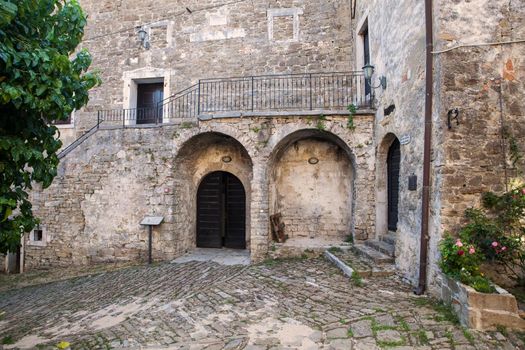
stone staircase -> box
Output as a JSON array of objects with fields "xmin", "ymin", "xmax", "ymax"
[{"xmin": 354, "ymin": 233, "xmax": 396, "ymax": 265}]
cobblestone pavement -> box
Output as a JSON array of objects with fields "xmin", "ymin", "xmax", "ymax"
[{"xmin": 1, "ymin": 258, "xmax": 524, "ymax": 350}]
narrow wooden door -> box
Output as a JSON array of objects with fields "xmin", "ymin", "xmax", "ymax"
[
  {"xmin": 387, "ymin": 139, "xmax": 401, "ymax": 231},
  {"xmin": 136, "ymin": 82, "xmax": 163, "ymax": 124},
  {"xmin": 224, "ymin": 174, "xmax": 246, "ymax": 249},
  {"xmin": 197, "ymin": 172, "xmax": 246, "ymax": 249},
  {"xmin": 196, "ymin": 172, "xmax": 223, "ymax": 248}
]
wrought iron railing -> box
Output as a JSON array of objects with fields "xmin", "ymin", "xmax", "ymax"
[
  {"xmin": 98, "ymin": 71, "xmax": 371, "ymax": 124},
  {"xmin": 57, "ymin": 119, "xmax": 103, "ymax": 159}
]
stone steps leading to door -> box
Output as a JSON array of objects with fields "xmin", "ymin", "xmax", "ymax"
[
  {"xmin": 364, "ymin": 239, "xmax": 395, "ymax": 257},
  {"xmin": 379, "ymin": 233, "xmax": 396, "ymax": 246},
  {"xmin": 353, "ymin": 243, "xmax": 394, "ymax": 264}
]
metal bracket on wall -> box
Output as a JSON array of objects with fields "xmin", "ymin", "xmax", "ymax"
[{"xmin": 447, "ymin": 108, "xmax": 459, "ymax": 129}]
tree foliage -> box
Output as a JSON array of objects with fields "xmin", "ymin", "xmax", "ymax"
[{"xmin": 0, "ymin": 0, "xmax": 99, "ymax": 253}]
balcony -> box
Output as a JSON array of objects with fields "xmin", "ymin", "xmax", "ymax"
[{"xmin": 97, "ymin": 71, "xmax": 373, "ymax": 126}]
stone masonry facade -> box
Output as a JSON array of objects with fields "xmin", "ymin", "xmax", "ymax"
[
  {"xmin": 23, "ymin": 0, "xmax": 525, "ymax": 297},
  {"xmin": 354, "ymin": 0, "xmax": 525, "ymax": 292},
  {"xmin": 27, "ymin": 0, "xmax": 372, "ymax": 269},
  {"xmin": 27, "ymin": 114, "xmax": 375, "ymax": 269}
]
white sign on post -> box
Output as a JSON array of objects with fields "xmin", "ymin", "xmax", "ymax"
[{"xmin": 140, "ymin": 216, "xmax": 164, "ymax": 226}]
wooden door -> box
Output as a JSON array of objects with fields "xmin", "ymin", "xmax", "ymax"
[
  {"xmin": 196, "ymin": 172, "xmax": 246, "ymax": 249},
  {"xmin": 197, "ymin": 172, "xmax": 223, "ymax": 248},
  {"xmin": 387, "ymin": 139, "xmax": 401, "ymax": 231},
  {"xmin": 137, "ymin": 82, "xmax": 163, "ymax": 124},
  {"xmin": 224, "ymin": 174, "xmax": 246, "ymax": 249}
]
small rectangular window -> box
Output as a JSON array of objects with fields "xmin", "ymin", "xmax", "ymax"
[
  {"xmin": 53, "ymin": 115, "xmax": 72, "ymax": 125},
  {"xmin": 33, "ymin": 229, "xmax": 43, "ymax": 241}
]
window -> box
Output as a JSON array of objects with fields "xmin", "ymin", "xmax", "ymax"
[
  {"xmin": 359, "ymin": 21, "xmax": 371, "ymax": 96},
  {"xmin": 33, "ymin": 229, "xmax": 43, "ymax": 242},
  {"xmin": 52, "ymin": 111, "xmax": 75, "ymax": 128},
  {"xmin": 28, "ymin": 226, "xmax": 46, "ymax": 246},
  {"xmin": 53, "ymin": 115, "xmax": 72, "ymax": 125}
]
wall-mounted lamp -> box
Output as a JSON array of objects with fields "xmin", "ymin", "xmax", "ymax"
[
  {"xmin": 447, "ymin": 108, "xmax": 459, "ymax": 129},
  {"xmin": 137, "ymin": 27, "xmax": 150, "ymax": 49},
  {"xmin": 362, "ymin": 63, "xmax": 387, "ymax": 90},
  {"xmin": 221, "ymin": 156, "xmax": 232, "ymax": 163},
  {"xmin": 308, "ymin": 157, "xmax": 319, "ymax": 165}
]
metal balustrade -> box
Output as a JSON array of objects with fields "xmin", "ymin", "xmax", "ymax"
[{"xmin": 97, "ymin": 71, "xmax": 371, "ymax": 125}]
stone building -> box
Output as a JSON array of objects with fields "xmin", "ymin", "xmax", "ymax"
[{"xmin": 22, "ymin": 0, "xmax": 524, "ymax": 295}]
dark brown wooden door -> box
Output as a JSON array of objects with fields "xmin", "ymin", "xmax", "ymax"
[
  {"xmin": 387, "ymin": 139, "xmax": 401, "ymax": 231},
  {"xmin": 224, "ymin": 174, "xmax": 246, "ymax": 249},
  {"xmin": 137, "ymin": 82, "xmax": 163, "ymax": 124},
  {"xmin": 197, "ymin": 172, "xmax": 246, "ymax": 249}
]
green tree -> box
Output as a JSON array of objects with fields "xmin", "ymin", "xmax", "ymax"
[{"xmin": 0, "ymin": 0, "xmax": 99, "ymax": 253}]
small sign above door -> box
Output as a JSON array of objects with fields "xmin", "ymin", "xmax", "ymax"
[
  {"xmin": 400, "ymin": 134, "xmax": 411, "ymax": 145},
  {"xmin": 140, "ymin": 216, "xmax": 164, "ymax": 226}
]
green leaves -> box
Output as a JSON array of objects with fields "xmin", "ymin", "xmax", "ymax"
[
  {"xmin": 0, "ymin": 1, "xmax": 17, "ymax": 27},
  {"xmin": 0, "ymin": 0, "xmax": 98, "ymax": 253}
]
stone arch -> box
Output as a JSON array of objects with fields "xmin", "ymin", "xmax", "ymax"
[
  {"xmin": 268, "ymin": 129, "xmax": 356, "ymax": 243},
  {"xmin": 173, "ymin": 132, "xmax": 253, "ymax": 254},
  {"xmin": 376, "ymin": 132, "xmax": 401, "ymax": 238},
  {"xmin": 177, "ymin": 123, "xmax": 258, "ymax": 161}
]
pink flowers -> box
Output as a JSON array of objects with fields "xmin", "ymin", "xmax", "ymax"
[
  {"xmin": 455, "ymin": 240, "xmax": 476, "ymax": 256},
  {"xmin": 491, "ymin": 241, "xmax": 508, "ymax": 254}
]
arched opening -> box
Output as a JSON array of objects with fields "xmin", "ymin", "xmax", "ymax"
[
  {"xmin": 197, "ymin": 171, "xmax": 246, "ymax": 249},
  {"xmin": 387, "ymin": 139, "xmax": 401, "ymax": 231},
  {"xmin": 376, "ymin": 133, "xmax": 401, "ymax": 238},
  {"xmin": 269, "ymin": 129, "xmax": 355, "ymax": 245},
  {"xmin": 173, "ymin": 132, "xmax": 253, "ymax": 254}
]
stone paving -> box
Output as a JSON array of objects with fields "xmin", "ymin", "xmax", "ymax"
[{"xmin": 1, "ymin": 257, "xmax": 524, "ymax": 350}]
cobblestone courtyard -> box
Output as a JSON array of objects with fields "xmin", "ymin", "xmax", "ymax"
[{"xmin": 1, "ymin": 258, "xmax": 524, "ymax": 350}]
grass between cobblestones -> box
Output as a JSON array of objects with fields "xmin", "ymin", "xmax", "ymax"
[{"xmin": 1, "ymin": 258, "xmax": 525, "ymax": 349}]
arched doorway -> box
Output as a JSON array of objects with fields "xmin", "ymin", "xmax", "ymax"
[
  {"xmin": 387, "ymin": 139, "xmax": 401, "ymax": 231},
  {"xmin": 197, "ymin": 171, "xmax": 246, "ymax": 249}
]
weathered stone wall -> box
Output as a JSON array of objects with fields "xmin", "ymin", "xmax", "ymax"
[
  {"xmin": 270, "ymin": 139, "xmax": 354, "ymax": 239},
  {"xmin": 25, "ymin": 114, "xmax": 375, "ymax": 269},
  {"xmin": 356, "ymin": 0, "xmax": 525, "ymax": 292},
  {"xmin": 428, "ymin": 0, "xmax": 525, "ymax": 291},
  {"xmin": 74, "ymin": 0, "xmax": 354, "ymax": 130},
  {"xmin": 353, "ymin": 0, "xmax": 427, "ymax": 285}
]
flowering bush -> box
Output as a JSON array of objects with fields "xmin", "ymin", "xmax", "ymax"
[
  {"xmin": 439, "ymin": 183, "xmax": 525, "ymax": 292},
  {"xmin": 439, "ymin": 235, "xmax": 495, "ymax": 293},
  {"xmin": 439, "ymin": 236, "xmax": 481, "ymax": 276}
]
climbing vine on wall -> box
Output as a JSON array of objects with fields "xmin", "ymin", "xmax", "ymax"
[{"xmin": 347, "ymin": 104, "xmax": 357, "ymax": 130}]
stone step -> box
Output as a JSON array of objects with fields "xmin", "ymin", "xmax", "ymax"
[
  {"xmin": 364, "ymin": 239, "xmax": 395, "ymax": 258},
  {"xmin": 379, "ymin": 234, "xmax": 396, "ymax": 246},
  {"xmin": 353, "ymin": 244, "xmax": 395, "ymax": 265}
]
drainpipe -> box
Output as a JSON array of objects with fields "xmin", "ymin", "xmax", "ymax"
[{"xmin": 414, "ymin": 0, "xmax": 434, "ymax": 295}]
